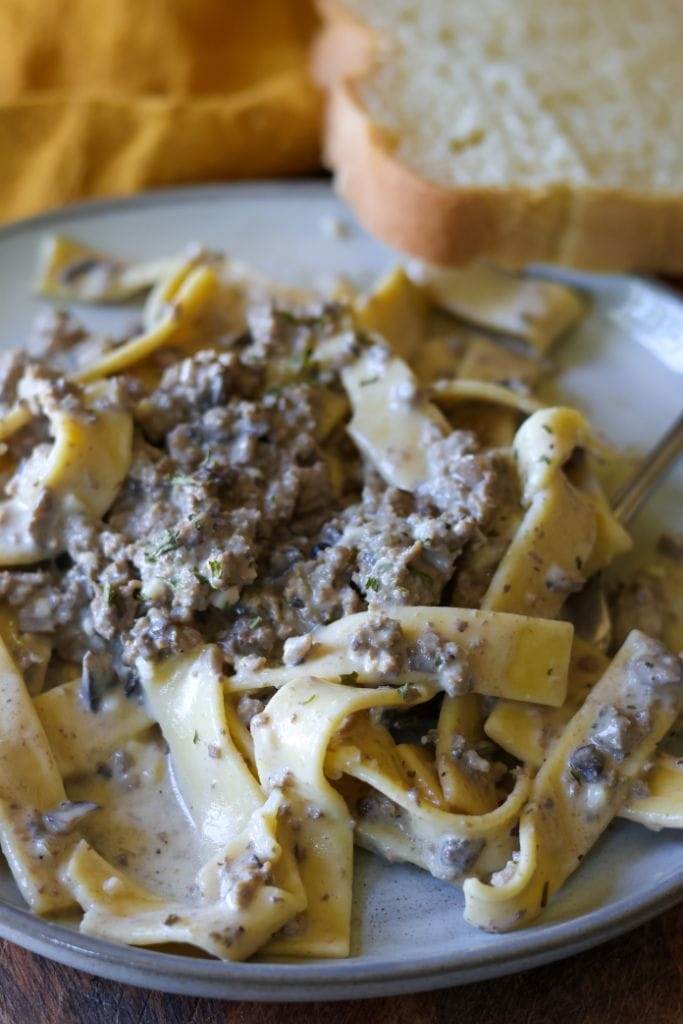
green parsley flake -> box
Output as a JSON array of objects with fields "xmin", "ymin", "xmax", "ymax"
[
  {"xmin": 147, "ymin": 529, "xmax": 181, "ymax": 561},
  {"xmin": 299, "ymin": 345, "xmax": 319, "ymax": 381},
  {"xmin": 365, "ymin": 576, "xmax": 380, "ymax": 592},
  {"xmin": 171, "ymin": 473, "xmax": 196, "ymax": 488}
]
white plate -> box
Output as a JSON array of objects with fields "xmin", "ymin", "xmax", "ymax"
[{"xmin": 0, "ymin": 182, "xmax": 680, "ymax": 1001}]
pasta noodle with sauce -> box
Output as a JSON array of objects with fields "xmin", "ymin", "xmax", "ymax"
[{"xmin": 0, "ymin": 237, "xmax": 677, "ymax": 961}]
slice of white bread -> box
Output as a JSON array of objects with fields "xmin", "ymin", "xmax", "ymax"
[{"xmin": 313, "ymin": 0, "xmax": 683, "ymax": 272}]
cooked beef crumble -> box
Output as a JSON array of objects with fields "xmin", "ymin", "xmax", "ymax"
[{"xmin": 0, "ymin": 299, "xmax": 504, "ymax": 682}]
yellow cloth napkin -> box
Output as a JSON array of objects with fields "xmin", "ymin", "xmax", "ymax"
[{"xmin": 0, "ymin": 0, "xmax": 321, "ymax": 223}]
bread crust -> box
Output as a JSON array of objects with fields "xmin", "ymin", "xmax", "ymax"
[{"xmin": 314, "ymin": 2, "xmax": 683, "ymax": 273}]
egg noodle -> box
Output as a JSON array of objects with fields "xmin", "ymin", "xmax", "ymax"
[{"xmin": 0, "ymin": 238, "xmax": 679, "ymax": 960}]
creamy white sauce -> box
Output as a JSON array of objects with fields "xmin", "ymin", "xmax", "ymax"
[{"xmin": 67, "ymin": 737, "xmax": 207, "ymax": 900}]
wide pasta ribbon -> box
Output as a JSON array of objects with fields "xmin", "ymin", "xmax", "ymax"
[
  {"xmin": 327, "ymin": 710, "xmax": 530, "ymax": 883},
  {"xmin": 66, "ymin": 790, "xmax": 306, "ymax": 961},
  {"xmin": 138, "ymin": 645, "xmax": 263, "ymax": 848},
  {"xmin": 464, "ymin": 631, "xmax": 683, "ymax": 931},
  {"xmin": 485, "ymin": 638, "xmax": 683, "ymax": 830},
  {"xmin": 37, "ymin": 234, "xmax": 181, "ymax": 305},
  {"xmin": 0, "ymin": 384, "xmax": 133, "ymax": 565},
  {"xmin": 482, "ymin": 407, "xmax": 632, "ymax": 617},
  {"xmin": 252, "ymin": 675, "xmax": 409, "ymax": 958},
  {"xmin": 0, "ymin": 634, "xmax": 76, "ymax": 913},
  {"xmin": 232, "ymin": 606, "xmax": 574, "ymax": 707},
  {"xmin": 0, "ymin": 250, "xmax": 219, "ymax": 444}
]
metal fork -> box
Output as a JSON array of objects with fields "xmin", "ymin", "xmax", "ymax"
[{"xmin": 567, "ymin": 410, "xmax": 683, "ymax": 649}]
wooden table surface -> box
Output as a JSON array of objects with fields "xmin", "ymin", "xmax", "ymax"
[{"xmin": 0, "ymin": 904, "xmax": 680, "ymax": 1024}]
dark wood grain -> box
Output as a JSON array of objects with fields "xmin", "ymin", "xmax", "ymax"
[{"xmin": 0, "ymin": 905, "xmax": 680, "ymax": 1024}]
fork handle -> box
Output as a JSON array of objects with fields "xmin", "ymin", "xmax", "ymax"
[{"xmin": 611, "ymin": 410, "xmax": 683, "ymax": 525}]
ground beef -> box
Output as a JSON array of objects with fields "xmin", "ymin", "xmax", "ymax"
[
  {"xmin": 0, "ymin": 349, "xmax": 30, "ymax": 415},
  {"xmin": 416, "ymin": 431, "xmax": 499, "ymax": 525},
  {"xmin": 590, "ymin": 704, "xmax": 640, "ymax": 761},
  {"xmin": 0, "ymin": 558, "xmax": 99, "ymax": 662},
  {"xmin": 408, "ymin": 629, "xmax": 473, "ymax": 695},
  {"xmin": 15, "ymin": 362, "xmax": 87, "ymax": 420},
  {"xmin": 450, "ymin": 452, "xmax": 522, "ymax": 608},
  {"xmin": 448, "ymin": 734, "xmax": 492, "ymax": 774},
  {"xmin": 630, "ymin": 644, "xmax": 683, "ymax": 694},
  {"xmin": 236, "ymin": 696, "xmax": 265, "ymax": 727},
  {"xmin": 0, "ymin": 295, "xmax": 507, "ymax": 681},
  {"xmin": 341, "ymin": 478, "xmax": 472, "ymax": 606},
  {"xmin": 135, "ymin": 350, "xmax": 262, "ymax": 441},
  {"xmin": 349, "ymin": 613, "xmax": 407, "ymax": 677}
]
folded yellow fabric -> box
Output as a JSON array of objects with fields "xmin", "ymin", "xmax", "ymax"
[{"xmin": 0, "ymin": 0, "xmax": 321, "ymax": 223}]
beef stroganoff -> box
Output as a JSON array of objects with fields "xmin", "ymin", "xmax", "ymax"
[{"xmin": 0, "ymin": 237, "xmax": 679, "ymax": 960}]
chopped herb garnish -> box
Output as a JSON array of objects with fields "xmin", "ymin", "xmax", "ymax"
[
  {"xmin": 147, "ymin": 529, "xmax": 181, "ymax": 561},
  {"xmin": 170, "ymin": 473, "xmax": 196, "ymax": 488},
  {"xmin": 192, "ymin": 569, "xmax": 209, "ymax": 585},
  {"xmin": 398, "ymin": 682, "xmax": 413, "ymax": 701},
  {"xmin": 298, "ymin": 345, "xmax": 319, "ymax": 381},
  {"xmin": 539, "ymin": 455, "xmax": 552, "ymax": 465},
  {"xmin": 339, "ymin": 671, "xmax": 359, "ymax": 685},
  {"xmin": 208, "ymin": 558, "xmax": 221, "ymax": 577},
  {"xmin": 277, "ymin": 308, "xmax": 325, "ymax": 328},
  {"xmin": 250, "ymin": 616, "xmax": 263, "ymax": 629},
  {"xmin": 542, "ymin": 425, "xmax": 553, "ymax": 434},
  {"xmin": 301, "ymin": 694, "xmax": 317, "ymax": 705},
  {"xmin": 192, "ymin": 730, "xmax": 200, "ymax": 745},
  {"xmin": 365, "ymin": 576, "xmax": 380, "ymax": 592},
  {"xmin": 359, "ymin": 375, "xmax": 379, "ymax": 386}
]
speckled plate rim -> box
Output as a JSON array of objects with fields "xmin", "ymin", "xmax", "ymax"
[
  {"xmin": 0, "ymin": 866, "xmax": 680, "ymax": 1000},
  {"xmin": 0, "ymin": 183, "xmax": 680, "ymax": 1001}
]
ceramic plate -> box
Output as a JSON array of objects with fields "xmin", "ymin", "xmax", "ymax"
[{"xmin": 0, "ymin": 182, "xmax": 680, "ymax": 1000}]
